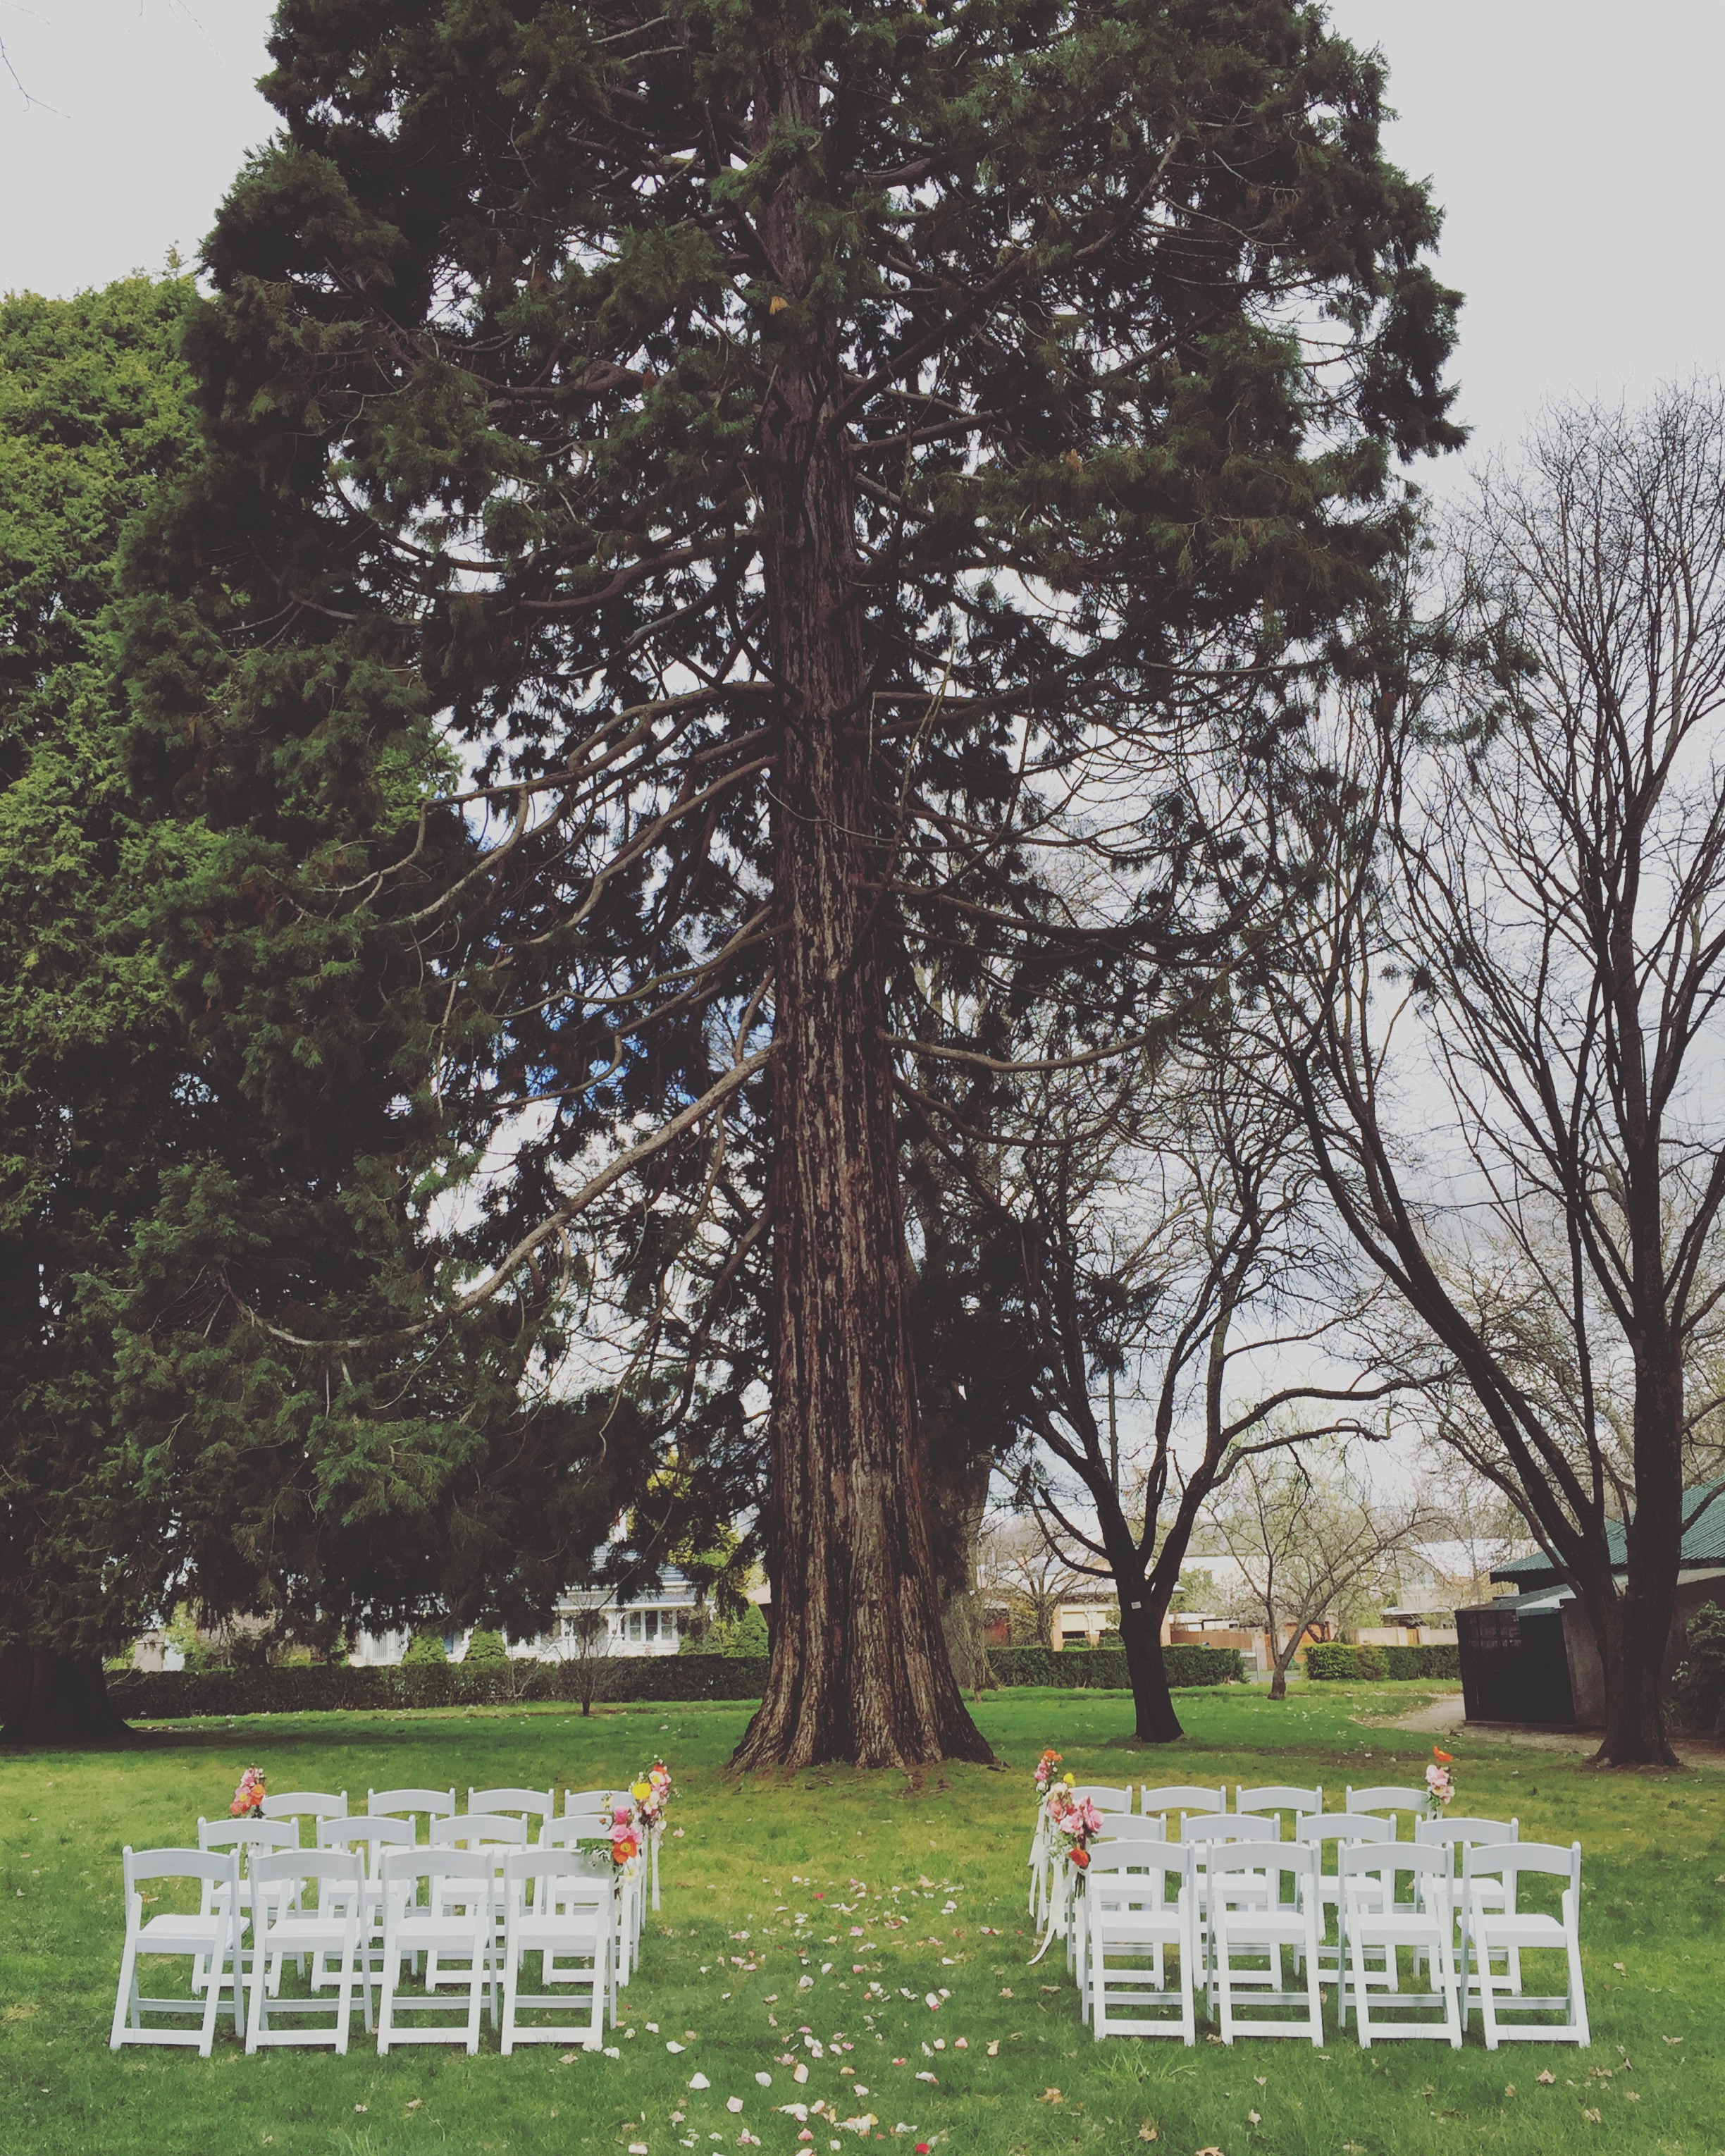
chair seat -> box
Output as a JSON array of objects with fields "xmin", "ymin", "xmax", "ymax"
[
  {"xmin": 1350, "ymin": 1913, "xmax": 1447, "ymax": 1946},
  {"xmin": 1474, "ymin": 1912, "xmax": 1564, "ymax": 1949},
  {"xmin": 264, "ymin": 1916, "xmax": 356, "ymax": 1954},
  {"xmin": 1091, "ymin": 1913, "xmax": 1185, "ymax": 1948},
  {"xmin": 137, "ymin": 1915, "xmax": 226, "ymax": 1953}
]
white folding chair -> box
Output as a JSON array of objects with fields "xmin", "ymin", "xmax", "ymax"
[
  {"xmin": 110, "ymin": 1847, "xmax": 242, "ymax": 2057},
  {"xmin": 316, "ymin": 1816, "xmax": 416, "ymax": 1985},
  {"xmin": 193, "ymin": 1816, "xmax": 299, "ymax": 1996},
  {"xmin": 1182, "ymin": 1816, "xmax": 1276, "ymax": 1973},
  {"xmin": 376, "ymin": 1848, "xmax": 495, "ymax": 2054},
  {"xmin": 561, "ymin": 1787, "xmax": 625, "ymax": 1820},
  {"xmin": 1140, "ymin": 1784, "xmax": 1228, "ymax": 1829},
  {"xmin": 245, "ymin": 1849, "xmax": 369, "ymax": 2052},
  {"xmin": 428, "ymin": 1813, "xmax": 528, "ymax": 1988},
  {"xmin": 1462, "ymin": 1842, "xmax": 1589, "ymax": 2048},
  {"xmin": 368, "ymin": 1786, "xmax": 457, "ymax": 1835},
  {"xmin": 1294, "ymin": 1811, "xmax": 1394, "ymax": 1990},
  {"xmin": 469, "ymin": 1785, "xmax": 555, "ymax": 1833},
  {"xmin": 1344, "ymin": 1786, "xmax": 1427, "ymax": 1837},
  {"xmin": 1340, "ymin": 1842, "xmax": 1461, "ymax": 2047},
  {"xmin": 499, "ymin": 1850, "xmax": 614, "ymax": 2051},
  {"xmin": 1089, "ymin": 1843, "xmax": 1197, "ymax": 2045},
  {"xmin": 1068, "ymin": 1783, "xmax": 1136, "ymax": 1812},
  {"xmin": 1207, "ymin": 1844, "xmax": 1323, "ymax": 2045},
  {"xmin": 1072, "ymin": 1823, "xmax": 1166, "ymax": 2008}
]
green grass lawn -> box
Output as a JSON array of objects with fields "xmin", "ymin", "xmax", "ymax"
[{"xmin": 1, "ymin": 1682, "xmax": 1719, "ymax": 2156}]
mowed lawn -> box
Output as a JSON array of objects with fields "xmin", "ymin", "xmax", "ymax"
[{"xmin": 1, "ymin": 1684, "xmax": 1719, "ymax": 2156}]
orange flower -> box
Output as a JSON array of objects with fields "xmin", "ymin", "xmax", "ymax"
[
  {"xmin": 1070, "ymin": 1847, "xmax": 1090, "ymax": 1870},
  {"xmin": 1433, "ymin": 1746, "xmax": 1453, "ymax": 1764}
]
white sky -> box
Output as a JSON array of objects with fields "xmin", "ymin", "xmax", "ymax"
[{"xmin": 3, "ymin": 1, "xmax": 1723, "ymax": 470}]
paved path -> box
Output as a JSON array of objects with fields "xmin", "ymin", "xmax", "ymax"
[{"xmin": 1386, "ymin": 1689, "xmax": 1725, "ymax": 1766}]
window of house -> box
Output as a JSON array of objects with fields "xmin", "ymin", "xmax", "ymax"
[
  {"xmin": 629, "ymin": 1611, "xmax": 642, "ymax": 1639},
  {"xmin": 644, "ymin": 1610, "xmax": 658, "ymax": 1641}
]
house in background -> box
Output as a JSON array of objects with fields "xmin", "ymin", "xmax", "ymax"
[
  {"xmin": 350, "ymin": 1567, "xmax": 704, "ymax": 1664},
  {"xmin": 1456, "ymin": 1482, "xmax": 1725, "ymax": 1726}
]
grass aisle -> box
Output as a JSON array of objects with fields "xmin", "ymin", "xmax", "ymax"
[{"xmin": 1, "ymin": 1684, "xmax": 1718, "ymax": 2156}]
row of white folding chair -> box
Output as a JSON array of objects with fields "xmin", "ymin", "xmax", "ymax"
[
  {"xmin": 1086, "ymin": 1832, "xmax": 1586, "ymax": 2050},
  {"xmin": 112, "ymin": 1844, "xmax": 612, "ymax": 2058}
]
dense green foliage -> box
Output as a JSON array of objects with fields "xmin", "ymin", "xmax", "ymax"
[
  {"xmin": 460, "ymin": 1624, "xmax": 509, "ymax": 1665},
  {"xmin": 1670, "ymin": 1599, "xmax": 1725, "ymax": 1735},
  {"xmin": 0, "ymin": 278, "xmax": 205, "ymax": 1670},
  {"xmin": 988, "ymin": 1642, "xmax": 1242, "ymax": 1687},
  {"xmin": 1306, "ymin": 1641, "xmax": 1462, "ymax": 1680},
  {"xmin": 3, "ymin": 1685, "xmax": 1717, "ymax": 2156},
  {"xmin": 399, "ymin": 1627, "xmax": 450, "ymax": 1668}
]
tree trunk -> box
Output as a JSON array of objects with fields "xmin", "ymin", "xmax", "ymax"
[
  {"xmin": 927, "ymin": 1432, "xmax": 996, "ymax": 1695},
  {"xmin": 731, "ymin": 51, "xmax": 991, "ymax": 1770},
  {"xmin": 1597, "ymin": 1587, "xmax": 1680, "ymax": 1766},
  {"xmin": 0, "ymin": 1644, "xmax": 131, "ymax": 1745},
  {"xmin": 1118, "ymin": 1594, "xmax": 1185, "ymax": 1743}
]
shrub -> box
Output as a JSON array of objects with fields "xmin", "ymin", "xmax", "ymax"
[
  {"xmin": 1305, "ymin": 1642, "xmax": 1461, "ymax": 1681},
  {"xmin": 462, "ymin": 1627, "xmax": 509, "ymax": 1666},
  {"xmin": 987, "ymin": 1644, "xmax": 1242, "ymax": 1689},
  {"xmin": 105, "ymin": 1653, "xmax": 774, "ymax": 1721},
  {"xmin": 401, "ymin": 1630, "xmax": 450, "ymax": 1668},
  {"xmin": 1671, "ymin": 1600, "xmax": 1725, "ymax": 1735}
]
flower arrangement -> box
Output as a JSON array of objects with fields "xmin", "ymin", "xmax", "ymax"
[
  {"xmin": 610, "ymin": 1801, "xmax": 641, "ymax": 1867},
  {"xmin": 1043, "ymin": 1785, "xmax": 1103, "ymax": 1871},
  {"xmin": 631, "ymin": 1759, "xmax": 674, "ymax": 1831},
  {"xmin": 230, "ymin": 1766, "xmax": 267, "ymax": 1818},
  {"xmin": 1425, "ymin": 1745, "xmax": 1455, "ymax": 1816},
  {"xmin": 1032, "ymin": 1749, "xmax": 1068, "ymax": 1797}
]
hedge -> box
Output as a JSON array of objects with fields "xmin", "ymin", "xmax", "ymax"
[
  {"xmin": 106, "ymin": 1655, "xmax": 773, "ymax": 1720},
  {"xmin": 106, "ymin": 1640, "xmax": 1246, "ymax": 1719},
  {"xmin": 987, "ymin": 1644, "xmax": 1242, "ymax": 1689},
  {"xmin": 1304, "ymin": 1642, "xmax": 1461, "ymax": 1681}
]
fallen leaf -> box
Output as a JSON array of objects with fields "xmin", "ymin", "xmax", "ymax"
[
  {"xmin": 1503, "ymin": 2085, "xmax": 1516, "ymax": 2098},
  {"xmin": 1537, "ymin": 2071, "xmax": 1556, "ymax": 2086},
  {"xmin": 985, "ymin": 2043, "xmax": 999, "ymax": 2059},
  {"xmin": 667, "ymin": 2041, "xmax": 686, "ymax": 2054},
  {"xmin": 1137, "ymin": 2129, "xmax": 1158, "ymax": 2144},
  {"xmin": 1582, "ymin": 2108, "xmax": 1601, "ymax": 2124},
  {"xmin": 1254, "ymin": 2077, "xmax": 1266, "ymax": 2088},
  {"xmin": 1664, "ymin": 2036, "xmax": 1683, "ymax": 2045},
  {"xmin": 727, "ymin": 2098, "xmax": 746, "ymax": 2114},
  {"xmin": 769, "ymin": 297, "xmax": 790, "ymax": 315},
  {"xmin": 1037, "ymin": 2089, "xmax": 1063, "ymax": 2105},
  {"xmin": 690, "ymin": 2074, "xmax": 712, "ymax": 2090},
  {"xmin": 1249, "ymin": 2110, "xmax": 1261, "ymax": 2126}
]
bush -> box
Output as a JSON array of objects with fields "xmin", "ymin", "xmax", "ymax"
[
  {"xmin": 462, "ymin": 1627, "xmax": 509, "ymax": 1666},
  {"xmin": 401, "ymin": 1628, "xmax": 449, "ymax": 1668},
  {"xmin": 1671, "ymin": 1600, "xmax": 1725, "ymax": 1735},
  {"xmin": 987, "ymin": 1644, "xmax": 1242, "ymax": 1689},
  {"xmin": 105, "ymin": 1653, "xmax": 774, "ymax": 1721},
  {"xmin": 1305, "ymin": 1642, "xmax": 1461, "ymax": 1681}
]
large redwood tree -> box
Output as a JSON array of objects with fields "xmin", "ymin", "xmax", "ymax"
[{"xmin": 125, "ymin": 0, "xmax": 1459, "ymax": 1766}]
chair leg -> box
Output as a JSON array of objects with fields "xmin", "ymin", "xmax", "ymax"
[
  {"xmin": 197, "ymin": 1912, "xmax": 228, "ymax": 2057},
  {"xmin": 1350, "ymin": 1928, "xmax": 1371, "ymax": 2047},
  {"xmin": 1566, "ymin": 1924, "xmax": 1590, "ymax": 2047},
  {"xmin": 110, "ymin": 1933, "xmax": 140, "ymax": 2050},
  {"xmin": 246, "ymin": 1930, "xmax": 269, "ymax": 2053}
]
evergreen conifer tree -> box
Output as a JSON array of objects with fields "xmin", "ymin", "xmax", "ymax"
[{"xmin": 124, "ymin": 0, "xmax": 1459, "ymax": 1766}]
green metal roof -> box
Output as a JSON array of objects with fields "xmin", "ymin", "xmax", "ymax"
[{"xmin": 1490, "ymin": 1478, "xmax": 1725, "ymax": 1586}]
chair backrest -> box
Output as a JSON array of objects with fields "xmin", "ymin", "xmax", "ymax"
[
  {"xmin": 544, "ymin": 1816, "xmax": 619, "ymax": 1856},
  {"xmin": 1294, "ymin": 1811, "xmax": 1394, "ymax": 1851},
  {"xmin": 1182, "ymin": 1814, "xmax": 1277, "ymax": 1847},
  {"xmin": 1235, "ymin": 1784, "xmax": 1322, "ymax": 1819},
  {"xmin": 1463, "ymin": 1840, "xmax": 1580, "ymax": 1892},
  {"xmin": 198, "ymin": 1816, "xmax": 299, "ymax": 1860},
  {"xmin": 123, "ymin": 1846, "xmax": 242, "ymax": 1900},
  {"xmin": 1208, "ymin": 1842, "xmax": 1315, "ymax": 1891},
  {"xmin": 1414, "ymin": 1814, "xmax": 1519, "ymax": 1849},
  {"xmin": 502, "ymin": 1847, "xmax": 613, "ymax": 1911},
  {"xmin": 1340, "ymin": 1840, "xmax": 1452, "ymax": 1899},
  {"xmin": 367, "ymin": 1786, "xmax": 457, "ymax": 1823},
  {"xmin": 316, "ymin": 1815, "xmax": 416, "ymax": 1869},
  {"xmin": 1065, "ymin": 1784, "xmax": 1134, "ymax": 1811},
  {"xmin": 1091, "ymin": 1821, "xmax": 1167, "ymax": 1854},
  {"xmin": 562, "ymin": 1787, "xmax": 624, "ymax": 1818},
  {"xmin": 1344, "ymin": 1785, "xmax": 1427, "ymax": 1817},
  {"xmin": 1139, "ymin": 1784, "xmax": 1225, "ymax": 1816},
  {"xmin": 261, "ymin": 1790, "xmax": 348, "ymax": 1840},
  {"xmin": 1089, "ymin": 1842, "xmax": 1194, "ymax": 1902},
  {"xmin": 379, "ymin": 1845, "xmax": 496, "ymax": 1889},
  {"xmin": 468, "ymin": 1785, "xmax": 555, "ymax": 1820},
  {"xmin": 432, "ymin": 1812, "xmax": 530, "ymax": 1849},
  {"xmin": 249, "ymin": 1847, "xmax": 364, "ymax": 1899}
]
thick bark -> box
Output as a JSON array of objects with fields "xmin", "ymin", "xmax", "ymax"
[
  {"xmin": 0, "ymin": 1644, "xmax": 131, "ymax": 1746},
  {"xmin": 731, "ymin": 53, "xmax": 991, "ymax": 1770},
  {"xmin": 927, "ymin": 1443, "xmax": 996, "ymax": 1696},
  {"xmin": 1118, "ymin": 1594, "xmax": 1183, "ymax": 1743}
]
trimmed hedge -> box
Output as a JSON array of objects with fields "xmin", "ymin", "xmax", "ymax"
[
  {"xmin": 106, "ymin": 1655, "xmax": 773, "ymax": 1720},
  {"xmin": 1304, "ymin": 1642, "xmax": 1461, "ymax": 1681},
  {"xmin": 107, "ymin": 1640, "xmax": 1247, "ymax": 1719},
  {"xmin": 987, "ymin": 1644, "xmax": 1242, "ymax": 1689}
]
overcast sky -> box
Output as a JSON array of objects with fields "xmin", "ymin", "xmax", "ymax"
[{"xmin": 3, "ymin": 0, "xmax": 1721, "ymax": 470}]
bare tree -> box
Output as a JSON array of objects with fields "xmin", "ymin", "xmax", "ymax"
[
  {"xmin": 945, "ymin": 1040, "xmax": 1421, "ymax": 1740},
  {"xmin": 978, "ymin": 1517, "xmax": 1087, "ymax": 1652},
  {"xmin": 548, "ymin": 1606, "xmax": 614, "ymax": 1719},
  {"xmin": 1208, "ymin": 1453, "xmax": 1435, "ymax": 1699},
  {"xmin": 1278, "ymin": 383, "xmax": 1725, "ymax": 1763}
]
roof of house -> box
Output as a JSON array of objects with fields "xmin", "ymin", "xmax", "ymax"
[{"xmin": 1489, "ymin": 1479, "xmax": 1725, "ymax": 1587}]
